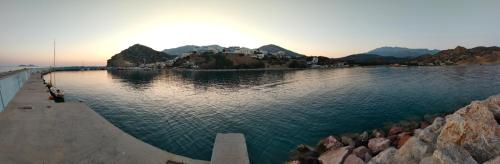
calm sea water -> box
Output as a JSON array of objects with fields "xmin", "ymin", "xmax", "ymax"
[{"xmin": 45, "ymin": 66, "xmax": 500, "ymax": 163}]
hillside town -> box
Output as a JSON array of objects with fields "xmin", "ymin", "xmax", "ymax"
[{"xmin": 106, "ymin": 44, "xmax": 500, "ymax": 70}]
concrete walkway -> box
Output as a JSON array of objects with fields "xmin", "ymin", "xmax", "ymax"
[
  {"xmin": 0, "ymin": 74, "xmax": 208, "ymax": 164},
  {"xmin": 210, "ymin": 133, "xmax": 250, "ymax": 164}
]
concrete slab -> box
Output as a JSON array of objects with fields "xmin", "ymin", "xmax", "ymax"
[
  {"xmin": 210, "ymin": 133, "xmax": 250, "ymax": 164},
  {"xmin": 0, "ymin": 74, "xmax": 208, "ymax": 164}
]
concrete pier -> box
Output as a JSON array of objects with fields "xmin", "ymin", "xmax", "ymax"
[
  {"xmin": 210, "ymin": 133, "xmax": 250, "ymax": 164},
  {"xmin": 0, "ymin": 74, "xmax": 208, "ymax": 164}
]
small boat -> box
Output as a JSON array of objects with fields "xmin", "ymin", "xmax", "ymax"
[
  {"xmin": 48, "ymin": 40, "xmax": 65, "ymax": 102},
  {"xmin": 49, "ymin": 86, "xmax": 64, "ymax": 102}
]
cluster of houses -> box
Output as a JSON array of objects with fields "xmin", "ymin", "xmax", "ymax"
[
  {"xmin": 176, "ymin": 46, "xmax": 290, "ymax": 60},
  {"xmin": 134, "ymin": 47, "xmax": 350, "ymax": 70}
]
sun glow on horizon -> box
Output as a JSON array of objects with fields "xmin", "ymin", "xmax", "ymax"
[{"xmin": 130, "ymin": 21, "xmax": 266, "ymax": 50}]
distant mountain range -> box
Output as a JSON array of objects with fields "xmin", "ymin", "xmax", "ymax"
[
  {"xmin": 411, "ymin": 46, "xmax": 500, "ymax": 65},
  {"xmin": 107, "ymin": 44, "xmax": 175, "ymax": 67},
  {"xmin": 367, "ymin": 47, "xmax": 440, "ymax": 58},
  {"xmin": 339, "ymin": 46, "xmax": 500, "ymax": 66},
  {"xmin": 337, "ymin": 54, "xmax": 407, "ymax": 65}
]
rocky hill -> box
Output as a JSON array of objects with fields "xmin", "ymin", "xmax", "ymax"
[
  {"xmin": 257, "ymin": 44, "xmax": 305, "ymax": 58},
  {"xmin": 107, "ymin": 44, "xmax": 175, "ymax": 67},
  {"xmin": 412, "ymin": 46, "xmax": 500, "ymax": 65},
  {"xmin": 367, "ymin": 47, "xmax": 439, "ymax": 58},
  {"xmin": 287, "ymin": 94, "xmax": 500, "ymax": 164},
  {"xmin": 338, "ymin": 54, "xmax": 408, "ymax": 65}
]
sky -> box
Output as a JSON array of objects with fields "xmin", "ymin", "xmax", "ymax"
[{"xmin": 1, "ymin": 0, "xmax": 500, "ymax": 66}]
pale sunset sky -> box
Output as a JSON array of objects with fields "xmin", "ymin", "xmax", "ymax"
[{"xmin": 1, "ymin": 0, "xmax": 500, "ymax": 66}]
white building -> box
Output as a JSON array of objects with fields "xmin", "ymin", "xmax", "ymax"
[{"xmin": 224, "ymin": 47, "xmax": 254, "ymax": 55}]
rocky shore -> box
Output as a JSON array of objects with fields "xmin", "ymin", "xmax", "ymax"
[{"xmin": 287, "ymin": 94, "xmax": 500, "ymax": 164}]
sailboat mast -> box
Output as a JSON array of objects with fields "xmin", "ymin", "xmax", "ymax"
[{"xmin": 53, "ymin": 40, "xmax": 56, "ymax": 86}]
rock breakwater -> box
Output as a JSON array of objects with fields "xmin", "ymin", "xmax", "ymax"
[{"xmin": 287, "ymin": 94, "xmax": 500, "ymax": 164}]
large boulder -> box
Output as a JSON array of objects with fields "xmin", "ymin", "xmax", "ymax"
[
  {"xmin": 367, "ymin": 147, "xmax": 397, "ymax": 164},
  {"xmin": 318, "ymin": 136, "xmax": 344, "ymax": 153},
  {"xmin": 483, "ymin": 156, "xmax": 500, "ymax": 164},
  {"xmin": 324, "ymin": 136, "xmax": 343, "ymax": 150},
  {"xmin": 485, "ymin": 95, "xmax": 500, "ymax": 122},
  {"xmin": 415, "ymin": 117, "xmax": 445, "ymax": 144},
  {"xmin": 367, "ymin": 138, "xmax": 390, "ymax": 154},
  {"xmin": 396, "ymin": 132, "xmax": 412, "ymax": 148},
  {"xmin": 437, "ymin": 96, "xmax": 500, "ymax": 163},
  {"xmin": 343, "ymin": 154, "xmax": 365, "ymax": 164},
  {"xmin": 392, "ymin": 137, "xmax": 433, "ymax": 164},
  {"xmin": 418, "ymin": 144, "xmax": 477, "ymax": 164},
  {"xmin": 319, "ymin": 146, "xmax": 351, "ymax": 164}
]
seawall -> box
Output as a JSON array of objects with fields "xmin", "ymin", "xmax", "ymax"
[
  {"xmin": 0, "ymin": 69, "xmax": 45, "ymax": 111},
  {"xmin": 288, "ymin": 94, "xmax": 500, "ymax": 164},
  {"xmin": 0, "ymin": 73, "xmax": 209, "ymax": 164}
]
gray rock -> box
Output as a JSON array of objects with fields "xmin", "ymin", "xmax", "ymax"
[
  {"xmin": 371, "ymin": 129, "xmax": 385, "ymax": 138},
  {"xmin": 483, "ymin": 156, "xmax": 500, "ymax": 164},
  {"xmin": 367, "ymin": 138, "xmax": 390, "ymax": 154},
  {"xmin": 485, "ymin": 95, "xmax": 500, "ymax": 121},
  {"xmin": 362, "ymin": 153, "xmax": 372, "ymax": 163},
  {"xmin": 414, "ymin": 117, "xmax": 445, "ymax": 145},
  {"xmin": 415, "ymin": 128, "xmax": 437, "ymax": 144},
  {"xmin": 418, "ymin": 156, "xmax": 439, "ymax": 164},
  {"xmin": 392, "ymin": 137, "xmax": 433, "ymax": 164},
  {"xmin": 428, "ymin": 117, "xmax": 445, "ymax": 132},
  {"xmin": 319, "ymin": 146, "xmax": 351, "ymax": 164},
  {"xmin": 341, "ymin": 136, "xmax": 356, "ymax": 147},
  {"xmin": 367, "ymin": 147, "xmax": 397, "ymax": 164},
  {"xmin": 419, "ymin": 144, "xmax": 478, "ymax": 164},
  {"xmin": 359, "ymin": 131, "xmax": 370, "ymax": 142},
  {"xmin": 318, "ymin": 135, "xmax": 344, "ymax": 153},
  {"xmin": 353, "ymin": 146, "xmax": 371, "ymax": 161},
  {"xmin": 343, "ymin": 154, "xmax": 365, "ymax": 164}
]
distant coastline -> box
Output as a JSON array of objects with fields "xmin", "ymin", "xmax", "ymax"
[{"xmin": 106, "ymin": 44, "xmax": 500, "ymax": 71}]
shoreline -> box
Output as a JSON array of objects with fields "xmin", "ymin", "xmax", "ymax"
[{"xmin": 287, "ymin": 94, "xmax": 500, "ymax": 164}]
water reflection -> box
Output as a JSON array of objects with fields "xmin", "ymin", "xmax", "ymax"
[
  {"xmin": 107, "ymin": 69, "xmax": 161, "ymax": 89},
  {"xmin": 171, "ymin": 70, "xmax": 293, "ymax": 88},
  {"xmin": 108, "ymin": 69, "xmax": 295, "ymax": 92}
]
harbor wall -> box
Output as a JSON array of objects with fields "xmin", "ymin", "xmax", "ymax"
[{"xmin": 0, "ymin": 69, "xmax": 44, "ymax": 111}]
